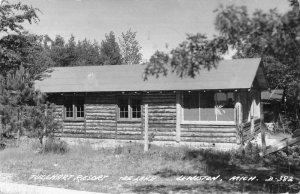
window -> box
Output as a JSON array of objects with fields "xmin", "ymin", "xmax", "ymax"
[
  {"xmin": 64, "ymin": 96, "xmax": 85, "ymax": 119},
  {"xmin": 182, "ymin": 91, "xmax": 235, "ymax": 122},
  {"xmin": 118, "ymin": 97, "xmax": 141, "ymax": 120}
]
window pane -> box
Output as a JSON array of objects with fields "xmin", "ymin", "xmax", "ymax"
[
  {"xmin": 215, "ymin": 92, "xmax": 235, "ymax": 121},
  {"xmin": 66, "ymin": 105, "xmax": 73, "ymax": 118},
  {"xmin": 200, "ymin": 92, "xmax": 215, "ymax": 121},
  {"xmin": 65, "ymin": 97, "xmax": 73, "ymax": 118},
  {"xmin": 76, "ymin": 105, "xmax": 84, "ymax": 118},
  {"xmin": 131, "ymin": 98, "xmax": 141, "ymax": 118},
  {"xmin": 183, "ymin": 92, "xmax": 199, "ymax": 121},
  {"xmin": 119, "ymin": 97, "xmax": 129, "ymax": 118},
  {"xmin": 75, "ymin": 97, "xmax": 85, "ymax": 118}
]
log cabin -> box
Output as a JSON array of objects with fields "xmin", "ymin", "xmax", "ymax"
[{"xmin": 35, "ymin": 58, "xmax": 268, "ymax": 149}]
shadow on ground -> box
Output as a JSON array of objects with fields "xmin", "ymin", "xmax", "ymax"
[{"xmin": 131, "ymin": 149, "xmax": 300, "ymax": 193}]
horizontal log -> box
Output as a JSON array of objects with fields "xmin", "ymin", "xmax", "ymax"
[
  {"xmin": 85, "ymin": 127, "xmax": 116, "ymax": 131},
  {"xmin": 148, "ymin": 103, "xmax": 177, "ymax": 107},
  {"xmin": 85, "ymin": 110, "xmax": 116, "ymax": 114},
  {"xmin": 181, "ymin": 128, "xmax": 236, "ymax": 133},
  {"xmin": 149, "ymin": 123, "xmax": 176, "ymax": 128},
  {"xmin": 148, "ymin": 113, "xmax": 176, "ymax": 117},
  {"xmin": 63, "ymin": 126, "xmax": 85, "ymax": 130},
  {"xmin": 85, "ymin": 115, "xmax": 116, "ymax": 119},
  {"xmin": 62, "ymin": 129, "xmax": 85, "ymax": 133},
  {"xmin": 86, "ymin": 125, "xmax": 116, "ymax": 129},
  {"xmin": 85, "ymin": 104, "xmax": 116, "ymax": 107},
  {"xmin": 181, "ymin": 132, "xmax": 236, "ymax": 138},
  {"xmin": 85, "ymin": 125, "xmax": 116, "ymax": 129},
  {"xmin": 85, "ymin": 105, "xmax": 116, "ymax": 109},
  {"xmin": 149, "ymin": 107, "xmax": 176, "ymax": 111},
  {"xmin": 86, "ymin": 120, "xmax": 116, "ymax": 123},
  {"xmin": 63, "ymin": 122, "xmax": 85, "ymax": 126},
  {"xmin": 153, "ymin": 136, "xmax": 175, "ymax": 141},
  {"xmin": 85, "ymin": 110, "xmax": 116, "ymax": 113},
  {"xmin": 180, "ymin": 137, "xmax": 236, "ymax": 143},
  {"xmin": 60, "ymin": 131, "xmax": 85, "ymax": 134},
  {"xmin": 117, "ymin": 122, "xmax": 142, "ymax": 126},
  {"xmin": 180, "ymin": 124, "xmax": 236, "ymax": 128},
  {"xmin": 148, "ymin": 106, "xmax": 176, "ymax": 110},
  {"xmin": 117, "ymin": 131, "xmax": 142, "ymax": 135},
  {"xmin": 150, "ymin": 132, "xmax": 176, "ymax": 136},
  {"xmin": 85, "ymin": 130, "xmax": 115, "ymax": 134},
  {"xmin": 86, "ymin": 116, "xmax": 116, "ymax": 119},
  {"xmin": 116, "ymin": 135, "xmax": 142, "ymax": 140},
  {"xmin": 149, "ymin": 129, "xmax": 175, "ymax": 132},
  {"xmin": 149, "ymin": 118, "xmax": 176, "ymax": 124},
  {"xmin": 117, "ymin": 128, "xmax": 142, "ymax": 132}
]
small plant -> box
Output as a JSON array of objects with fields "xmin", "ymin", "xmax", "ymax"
[
  {"xmin": 41, "ymin": 138, "xmax": 68, "ymax": 154},
  {"xmin": 229, "ymin": 142, "xmax": 262, "ymax": 165},
  {"xmin": 114, "ymin": 145, "xmax": 123, "ymax": 155}
]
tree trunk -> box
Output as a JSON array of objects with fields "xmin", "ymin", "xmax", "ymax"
[{"xmin": 16, "ymin": 108, "xmax": 20, "ymax": 147}]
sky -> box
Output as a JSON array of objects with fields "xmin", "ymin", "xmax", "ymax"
[{"xmin": 18, "ymin": 0, "xmax": 291, "ymax": 61}]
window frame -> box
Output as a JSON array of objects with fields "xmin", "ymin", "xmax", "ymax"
[
  {"xmin": 64, "ymin": 96, "xmax": 85, "ymax": 121},
  {"xmin": 181, "ymin": 91, "xmax": 236, "ymax": 125},
  {"xmin": 117, "ymin": 96, "xmax": 142, "ymax": 121}
]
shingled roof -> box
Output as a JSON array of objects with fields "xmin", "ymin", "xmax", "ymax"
[{"xmin": 35, "ymin": 58, "xmax": 268, "ymax": 93}]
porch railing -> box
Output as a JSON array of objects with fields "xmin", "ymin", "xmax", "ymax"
[{"xmin": 237, "ymin": 117, "xmax": 261, "ymax": 143}]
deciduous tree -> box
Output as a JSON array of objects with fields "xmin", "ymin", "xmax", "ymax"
[{"xmin": 119, "ymin": 29, "xmax": 142, "ymax": 64}]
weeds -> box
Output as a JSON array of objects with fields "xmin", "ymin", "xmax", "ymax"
[{"xmin": 41, "ymin": 138, "xmax": 69, "ymax": 154}]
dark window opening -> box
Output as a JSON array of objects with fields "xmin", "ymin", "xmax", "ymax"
[
  {"xmin": 64, "ymin": 96, "xmax": 85, "ymax": 119},
  {"xmin": 119, "ymin": 98, "xmax": 129, "ymax": 119},
  {"xmin": 118, "ymin": 97, "xmax": 141, "ymax": 120}
]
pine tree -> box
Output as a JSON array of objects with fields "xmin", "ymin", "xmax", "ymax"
[{"xmin": 100, "ymin": 31, "xmax": 122, "ymax": 65}]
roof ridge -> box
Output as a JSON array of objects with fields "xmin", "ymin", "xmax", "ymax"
[{"xmin": 49, "ymin": 58, "xmax": 261, "ymax": 69}]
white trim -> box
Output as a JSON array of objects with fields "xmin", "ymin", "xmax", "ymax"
[
  {"xmin": 180, "ymin": 91, "xmax": 236, "ymax": 124},
  {"xmin": 176, "ymin": 91, "xmax": 181, "ymax": 142}
]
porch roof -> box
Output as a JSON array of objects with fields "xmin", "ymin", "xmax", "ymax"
[{"xmin": 35, "ymin": 58, "xmax": 268, "ymax": 93}]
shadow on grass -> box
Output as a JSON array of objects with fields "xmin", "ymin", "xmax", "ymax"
[{"xmin": 133, "ymin": 149, "xmax": 300, "ymax": 194}]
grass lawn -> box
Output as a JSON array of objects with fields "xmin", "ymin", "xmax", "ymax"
[{"xmin": 0, "ymin": 138, "xmax": 300, "ymax": 194}]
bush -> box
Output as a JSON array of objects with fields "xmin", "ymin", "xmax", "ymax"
[
  {"xmin": 229, "ymin": 142, "xmax": 262, "ymax": 165},
  {"xmin": 42, "ymin": 138, "xmax": 69, "ymax": 154}
]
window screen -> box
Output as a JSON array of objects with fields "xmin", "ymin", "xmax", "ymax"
[
  {"xmin": 182, "ymin": 91, "xmax": 235, "ymax": 122},
  {"xmin": 183, "ymin": 92, "xmax": 199, "ymax": 121}
]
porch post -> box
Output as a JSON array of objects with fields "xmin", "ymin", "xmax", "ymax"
[
  {"xmin": 144, "ymin": 103, "xmax": 149, "ymax": 152},
  {"xmin": 176, "ymin": 91, "xmax": 181, "ymax": 143},
  {"xmin": 250, "ymin": 117, "xmax": 255, "ymax": 134},
  {"xmin": 235, "ymin": 102, "xmax": 243, "ymax": 144},
  {"xmin": 260, "ymin": 92, "xmax": 266, "ymax": 154},
  {"xmin": 0, "ymin": 114, "xmax": 2, "ymax": 141}
]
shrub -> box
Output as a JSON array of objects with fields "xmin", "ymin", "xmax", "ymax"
[
  {"xmin": 41, "ymin": 138, "xmax": 69, "ymax": 154},
  {"xmin": 229, "ymin": 142, "xmax": 262, "ymax": 165}
]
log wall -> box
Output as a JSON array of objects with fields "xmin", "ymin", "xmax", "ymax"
[
  {"xmin": 180, "ymin": 124, "xmax": 237, "ymax": 143},
  {"xmin": 48, "ymin": 91, "xmax": 245, "ymax": 144},
  {"xmin": 143, "ymin": 92, "xmax": 177, "ymax": 141}
]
